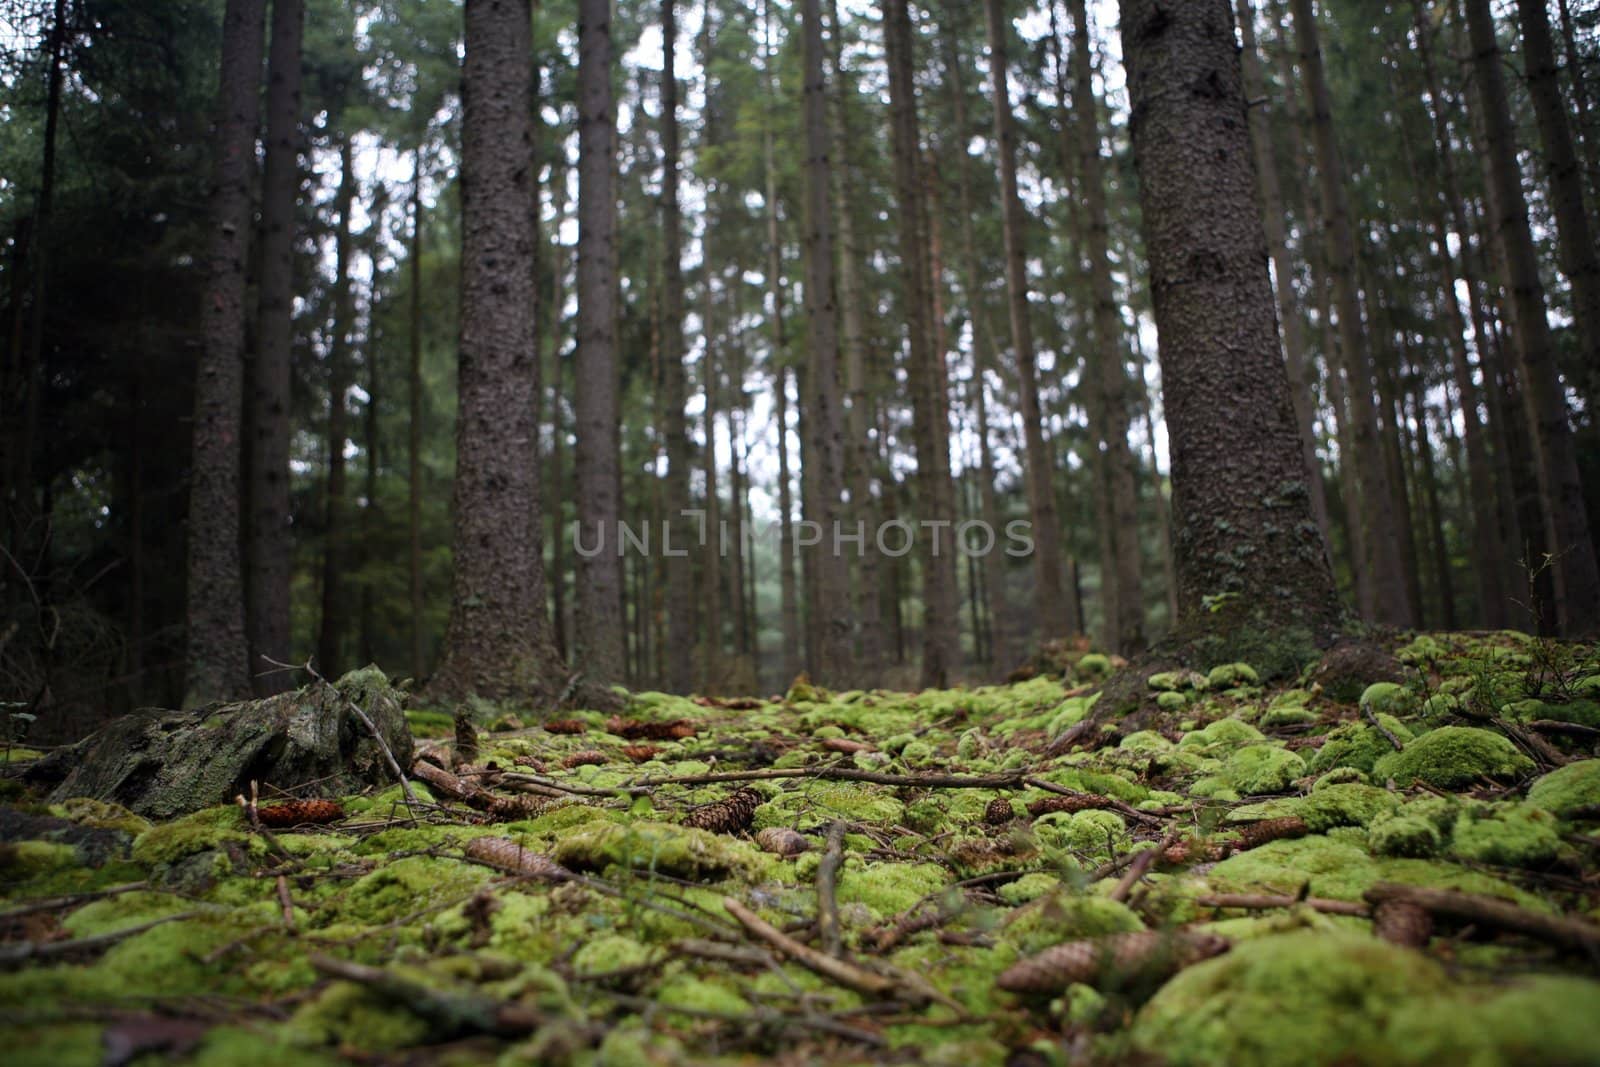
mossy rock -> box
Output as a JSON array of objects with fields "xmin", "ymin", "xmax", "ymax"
[
  {"xmin": 552, "ymin": 820, "xmax": 750, "ymax": 881},
  {"xmin": 1309, "ymin": 717, "xmax": 1413, "ymax": 776},
  {"xmin": 1367, "ymin": 814, "xmax": 1442, "ymax": 858},
  {"xmin": 1178, "ymin": 719, "xmax": 1265, "ymax": 753},
  {"xmin": 1004, "ymin": 889, "xmax": 1144, "ymax": 953},
  {"xmin": 1372, "ymin": 727, "xmax": 1534, "ymax": 789},
  {"xmin": 1221, "ymin": 745, "xmax": 1306, "ymax": 795},
  {"xmin": 1449, "ymin": 804, "xmax": 1563, "ymax": 868},
  {"xmin": 1526, "ymin": 760, "xmax": 1600, "ymax": 818}
]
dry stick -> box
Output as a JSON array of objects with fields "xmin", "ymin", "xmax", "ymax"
[
  {"xmin": 817, "ymin": 821, "xmax": 847, "ymax": 958},
  {"xmin": 632, "ymin": 765, "xmax": 1029, "ymax": 790},
  {"xmin": 1194, "ymin": 893, "xmax": 1371, "ymax": 918},
  {"xmin": 498, "ymin": 771, "xmax": 647, "ymax": 799},
  {"xmin": 1364, "ymin": 704, "xmax": 1406, "ymax": 750},
  {"xmin": 276, "ymin": 875, "xmax": 296, "ymax": 932},
  {"xmin": 0, "ymin": 912, "xmax": 200, "ymax": 968},
  {"xmin": 1528, "ymin": 719, "xmax": 1600, "ymax": 740},
  {"xmin": 724, "ymin": 897, "xmax": 899, "ymax": 999},
  {"xmin": 0, "ymin": 881, "xmax": 148, "ymax": 921},
  {"xmin": 1363, "ymin": 883, "xmax": 1600, "ymax": 956},
  {"xmin": 308, "ymin": 953, "xmax": 552, "ymax": 1038},
  {"xmin": 1111, "ymin": 835, "xmax": 1174, "ymax": 903}
]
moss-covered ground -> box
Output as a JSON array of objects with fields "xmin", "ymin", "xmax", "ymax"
[{"xmin": 3, "ymin": 631, "xmax": 1599, "ymax": 1065}]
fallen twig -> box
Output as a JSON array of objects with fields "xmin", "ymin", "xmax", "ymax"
[
  {"xmin": 1193, "ymin": 893, "xmax": 1370, "ymax": 917},
  {"xmin": 1362, "ymin": 883, "xmax": 1600, "ymax": 956},
  {"xmin": 0, "ymin": 912, "xmax": 200, "ymax": 969},
  {"xmin": 817, "ymin": 822, "xmax": 847, "ymax": 959},
  {"xmin": 633, "ymin": 765, "xmax": 1029, "ymax": 790},
  {"xmin": 0, "ymin": 881, "xmax": 148, "ymax": 922},
  {"xmin": 723, "ymin": 897, "xmax": 898, "ymax": 999},
  {"xmin": 308, "ymin": 953, "xmax": 550, "ymax": 1038}
]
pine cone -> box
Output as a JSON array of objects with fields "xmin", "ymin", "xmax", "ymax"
[
  {"xmin": 454, "ymin": 709, "xmax": 479, "ymax": 764},
  {"xmin": 621, "ymin": 744, "xmax": 664, "ymax": 762},
  {"xmin": 484, "ymin": 794, "xmax": 566, "ymax": 822},
  {"xmin": 464, "ymin": 836, "xmax": 571, "ymax": 880},
  {"xmin": 1228, "ymin": 816, "xmax": 1310, "ymax": 853},
  {"xmin": 755, "ymin": 827, "xmax": 810, "ymax": 856},
  {"xmin": 544, "ymin": 719, "xmax": 588, "ymax": 735},
  {"xmin": 683, "ymin": 788, "xmax": 762, "ymax": 834},
  {"xmin": 821, "ymin": 737, "xmax": 875, "ymax": 755},
  {"xmin": 1027, "ymin": 793, "xmax": 1115, "ymax": 818},
  {"xmin": 985, "ymin": 797, "xmax": 1016, "ymax": 825},
  {"xmin": 562, "ymin": 750, "xmax": 609, "ymax": 769},
  {"xmin": 1372, "ymin": 899, "xmax": 1432, "ymax": 948},
  {"xmin": 997, "ymin": 930, "xmax": 1230, "ymax": 994},
  {"xmin": 257, "ymin": 799, "xmax": 345, "ymax": 827},
  {"xmin": 606, "ymin": 717, "xmax": 697, "ymax": 741}
]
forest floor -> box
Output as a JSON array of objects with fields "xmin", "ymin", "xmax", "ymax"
[{"xmin": 2, "ymin": 631, "xmax": 1600, "ymax": 1065}]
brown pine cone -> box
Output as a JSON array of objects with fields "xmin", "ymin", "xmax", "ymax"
[
  {"xmin": 484, "ymin": 794, "xmax": 567, "ymax": 822},
  {"xmin": 1026, "ymin": 793, "xmax": 1115, "ymax": 818},
  {"xmin": 1228, "ymin": 816, "xmax": 1310, "ymax": 853},
  {"xmin": 544, "ymin": 719, "xmax": 588, "ymax": 735},
  {"xmin": 683, "ymin": 788, "xmax": 762, "ymax": 834},
  {"xmin": 257, "ymin": 799, "xmax": 345, "ymax": 827},
  {"xmin": 621, "ymin": 744, "xmax": 664, "ymax": 762},
  {"xmin": 454, "ymin": 708, "xmax": 479, "ymax": 764},
  {"xmin": 997, "ymin": 930, "xmax": 1230, "ymax": 994},
  {"xmin": 464, "ymin": 835, "xmax": 571, "ymax": 880},
  {"xmin": 1372, "ymin": 899, "xmax": 1433, "ymax": 949},
  {"xmin": 606, "ymin": 717, "xmax": 697, "ymax": 741},
  {"xmin": 562, "ymin": 750, "xmax": 609, "ymax": 769},
  {"xmin": 985, "ymin": 797, "xmax": 1016, "ymax": 825},
  {"xmin": 821, "ymin": 737, "xmax": 875, "ymax": 755},
  {"xmin": 754, "ymin": 827, "xmax": 811, "ymax": 856}
]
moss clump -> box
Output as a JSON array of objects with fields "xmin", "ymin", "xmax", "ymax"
[
  {"xmin": 1129, "ymin": 932, "xmax": 1452, "ymax": 1067},
  {"xmin": 1372, "ymin": 727, "xmax": 1534, "ymax": 789},
  {"xmin": 289, "ymin": 979, "xmax": 433, "ymax": 1050},
  {"xmin": 1227, "ymin": 783, "xmax": 1397, "ymax": 832},
  {"xmin": 0, "ymin": 840, "xmax": 79, "ymax": 883},
  {"xmin": 1156, "ymin": 691, "xmax": 1189, "ymax": 712},
  {"xmin": 1206, "ymin": 662, "xmax": 1259, "ymax": 689},
  {"xmin": 1222, "ymin": 746, "xmax": 1306, "ymax": 795},
  {"xmin": 836, "ymin": 861, "xmax": 947, "ymax": 919},
  {"xmin": 751, "ymin": 785, "xmax": 905, "ymax": 832},
  {"xmin": 1119, "ymin": 730, "xmax": 1173, "ymax": 754},
  {"xmin": 327, "ymin": 856, "xmax": 493, "ymax": 926},
  {"xmin": 552, "ymin": 820, "xmax": 749, "ymax": 881},
  {"xmin": 1382, "ymin": 976, "xmax": 1600, "ymax": 1066},
  {"xmin": 1004, "ymin": 890, "xmax": 1144, "ymax": 953},
  {"xmin": 571, "ymin": 934, "xmax": 654, "ymax": 978},
  {"xmin": 1178, "ymin": 719, "xmax": 1265, "ymax": 753},
  {"xmin": 1261, "ymin": 706, "xmax": 1318, "ymax": 727},
  {"xmin": 1206, "ymin": 837, "xmax": 1379, "ymax": 902},
  {"xmin": 996, "ymin": 872, "xmax": 1060, "ymax": 905},
  {"xmin": 1308, "ymin": 718, "xmax": 1413, "ymax": 776},
  {"xmin": 1034, "ymin": 809, "xmax": 1126, "ymax": 860},
  {"xmin": 1449, "ymin": 804, "xmax": 1563, "ymax": 867},
  {"xmin": 657, "ymin": 974, "xmax": 751, "ymax": 1017},
  {"xmin": 1359, "ymin": 681, "xmax": 1414, "ymax": 716},
  {"xmin": 129, "ymin": 805, "xmax": 255, "ymax": 866},
  {"xmin": 1076, "ymin": 653, "xmax": 1112, "ymax": 678},
  {"xmin": 1367, "ymin": 814, "xmax": 1442, "ymax": 858},
  {"xmin": 1526, "ymin": 759, "xmax": 1600, "ymax": 818}
]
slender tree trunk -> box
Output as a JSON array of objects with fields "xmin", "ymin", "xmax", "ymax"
[
  {"xmin": 1067, "ymin": 0, "xmax": 1144, "ymax": 654},
  {"xmin": 1556, "ymin": 0, "xmax": 1600, "ymax": 212},
  {"xmin": 938, "ymin": 0, "xmax": 1017, "ymax": 673},
  {"xmin": 1235, "ymin": 0, "xmax": 1334, "ymax": 556},
  {"xmin": 775, "ymin": 362, "xmax": 802, "ymax": 684},
  {"xmin": 360, "ymin": 262, "xmax": 379, "ymax": 667},
  {"xmin": 982, "ymin": 0, "xmax": 1071, "ymax": 649},
  {"xmin": 885, "ymin": 0, "xmax": 961, "ymax": 686},
  {"xmin": 574, "ymin": 0, "xmax": 627, "ymax": 683},
  {"xmin": 1466, "ymin": 0, "xmax": 1600, "ymax": 635},
  {"xmin": 429, "ymin": 0, "xmax": 566, "ymax": 701},
  {"xmin": 546, "ymin": 182, "xmax": 571, "ymax": 660},
  {"xmin": 660, "ymin": 0, "xmax": 694, "ymax": 694},
  {"xmin": 317, "ymin": 136, "xmax": 356, "ymax": 678},
  {"xmin": 184, "ymin": 0, "xmax": 263, "ymax": 704},
  {"xmin": 1289, "ymin": 0, "xmax": 1412, "ymax": 628},
  {"xmin": 1118, "ymin": 0, "xmax": 1342, "ymax": 641},
  {"xmin": 700, "ymin": 250, "xmax": 724, "ymax": 689},
  {"xmin": 407, "ymin": 155, "xmax": 426, "ymax": 681},
  {"xmin": 1516, "ymin": 0, "xmax": 1600, "ymax": 418}
]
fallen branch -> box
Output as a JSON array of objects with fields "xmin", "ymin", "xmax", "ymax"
[
  {"xmin": 1194, "ymin": 893, "xmax": 1370, "ymax": 918},
  {"xmin": 633, "ymin": 765, "xmax": 1028, "ymax": 790},
  {"xmin": 0, "ymin": 881, "xmax": 148, "ymax": 922},
  {"xmin": 1364, "ymin": 704, "xmax": 1406, "ymax": 750},
  {"xmin": 1111, "ymin": 833, "xmax": 1174, "ymax": 903},
  {"xmin": 817, "ymin": 822, "xmax": 847, "ymax": 958},
  {"xmin": 723, "ymin": 897, "xmax": 898, "ymax": 999},
  {"xmin": 0, "ymin": 912, "xmax": 200, "ymax": 969},
  {"xmin": 1362, "ymin": 883, "xmax": 1600, "ymax": 956},
  {"xmin": 308, "ymin": 953, "xmax": 549, "ymax": 1038}
]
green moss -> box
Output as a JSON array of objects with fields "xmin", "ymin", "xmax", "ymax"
[
  {"xmin": 1077, "ymin": 653, "xmax": 1112, "ymax": 677},
  {"xmin": 752, "ymin": 785, "xmax": 905, "ymax": 831},
  {"xmin": 1382, "ymin": 976, "xmax": 1600, "ymax": 1066},
  {"xmin": 1359, "ymin": 682, "xmax": 1415, "ymax": 716},
  {"xmin": 1228, "ymin": 784, "xmax": 1396, "ymax": 832},
  {"xmin": 0, "ymin": 841, "xmax": 78, "ymax": 883},
  {"xmin": 552, "ymin": 820, "xmax": 751, "ymax": 881},
  {"xmin": 1156, "ymin": 691, "xmax": 1189, "ymax": 712},
  {"xmin": 288, "ymin": 979, "xmax": 433, "ymax": 1050},
  {"xmin": 1207, "ymin": 837, "xmax": 1379, "ymax": 901},
  {"xmin": 128, "ymin": 805, "xmax": 255, "ymax": 866},
  {"xmin": 1450, "ymin": 804, "xmax": 1563, "ymax": 867},
  {"xmin": 0, "ymin": 1026, "xmax": 104, "ymax": 1067},
  {"xmin": 1206, "ymin": 662, "xmax": 1259, "ymax": 689},
  {"xmin": 996, "ymin": 872, "xmax": 1060, "ymax": 905},
  {"xmin": 1178, "ymin": 719, "xmax": 1265, "ymax": 753},
  {"xmin": 1033, "ymin": 809, "xmax": 1126, "ymax": 861},
  {"xmin": 656, "ymin": 974, "xmax": 751, "ymax": 1017},
  {"xmin": 62, "ymin": 890, "xmax": 192, "ymax": 936},
  {"xmin": 1526, "ymin": 759, "xmax": 1600, "ymax": 817},
  {"xmin": 1261, "ymin": 706, "xmax": 1318, "ymax": 727},
  {"xmin": 1367, "ymin": 814, "xmax": 1442, "ymax": 858},
  {"xmin": 1004, "ymin": 890, "xmax": 1145, "ymax": 954},
  {"xmin": 572, "ymin": 934, "xmax": 655, "ymax": 977},
  {"xmin": 1119, "ymin": 730, "xmax": 1173, "ymax": 754},
  {"xmin": 324, "ymin": 856, "xmax": 493, "ymax": 926},
  {"xmin": 836, "ymin": 861, "xmax": 948, "ymax": 919},
  {"xmin": 1130, "ymin": 932, "xmax": 1452, "ymax": 1067},
  {"xmin": 50, "ymin": 798, "xmax": 151, "ymax": 835},
  {"xmin": 1308, "ymin": 717, "xmax": 1413, "ymax": 775},
  {"xmin": 1222, "ymin": 746, "xmax": 1306, "ymax": 795},
  {"xmin": 186, "ymin": 1026, "xmax": 341, "ymax": 1067},
  {"xmin": 1372, "ymin": 727, "xmax": 1535, "ymax": 789}
]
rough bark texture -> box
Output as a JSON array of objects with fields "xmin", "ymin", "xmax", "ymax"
[
  {"xmin": 183, "ymin": 0, "xmax": 264, "ymax": 705},
  {"xmin": 1290, "ymin": 0, "xmax": 1413, "ymax": 628},
  {"xmin": 982, "ymin": 0, "xmax": 1071, "ymax": 649},
  {"xmin": 1119, "ymin": 0, "xmax": 1342, "ymax": 644},
  {"xmin": 429, "ymin": 0, "xmax": 565, "ymax": 702},
  {"xmin": 1067, "ymin": 0, "xmax": 1144, "ymax": 655},
  {"xmin": 884, "ymin": 0, "xmax": 961, "ymax": 687},
  {"xmin": 248, "ymin": 0, "xmax": 304, "ymax": 693},
  {"xmin": 660, "ymin": 0, "xmax": 694, "ymax": 696},
  {"xmin": 40, "ymin": 670, "xmax": 410, "ymax": 819},
  {"xmin": 317, "ymin": 136, "xmax": 356, "ymax": 679},
  {"xmin": 800, "ymin": 0, "xmax": 854, "ymax": 686},
  {"xmin": 407, "ymin": 155, "xmax": 425, "ymax": 681},
  {"xmin": 1466, "ymin": 0, "xmax": 1600, "ymax": 637},
  {"xmin": 1235, "ymin": 0, "xmax": 1333, "ymax": 556},
  {"xmin": 574, "ymin": 0, "xmax": 627, "ymax": 684}
]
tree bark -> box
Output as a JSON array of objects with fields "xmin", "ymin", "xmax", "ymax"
[
  {"xmin": 1465, "ymin": 0, "xmax": 1600, "ymax": 636},
  {"xmin": 884, "ymin": 0, "xmax": 961, "ymax": 686},
  {"xmin": 183, "ymin": 0, "xmax": 264, "ymax": 704},
  {"xmin": 573, "ymin": 0, "xmax": 627, "ymax": 684},
  {"xmin": 317, "ymin": 136, "xmax": 356, "ymax": 678},
  {"xmin": 1118, "ymin": 0, "xmax": 1342, "ymax": 642},
  {"xmin": 429, "ymin": 0, "xmax": 565, "ymax": 701},
  {"xmin": 407, "ymin": 154, "xmax": 425, "ymax": 681},
  {"xmin": 248, "ymin": 0, "xmax": 304, "ymax": 692},
  {"xmin": 982, "ymin": 0, "xmax": 1072, "ymax": 649}
]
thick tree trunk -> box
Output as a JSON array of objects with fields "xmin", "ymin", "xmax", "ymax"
[
  {"xmin": 317, "ymin": 136, "xmax": 356, "ymax": 678},
  {"xmin": 799, "ymin": 0, "xmax": 853, "ymax": 685},
  {"xmin": 1234, "ymin": 0, "xmax": 1334, "ymax": 557},
  {"xmin": 429, "ymin": 0, "xmax": 565, "ymax": 701},
  {"xmin": 660, "ymin": 0, "xmax": 694, "ymax": 695},
  {"xmin": 1067, "ymin": 0, "xmax": 1144, "ymax": 655},
  {"xmin": 183, "ymin": 0, "xmax": 264, "ymax": 705},
  {"xmin": 885, "ymin": 0, "xmax": 961, "ymax": 686},
  {"xmin": 573, "ymin": 0, "xmax": 627, "ymax": 684},
  {"xmin": 1118, "ymin": 0, "xmax": 1342, "ymax": 643},
  {"xmin": 1465, "ymin": 0, "xmax": 1600, "ymax": 636},
  {"xmin": 1289, "ymin": 0, "xmax": 1413, "ymax": 628},
  {"xmin": 1516, "ymin": 0, "xmax": 1600, "ymax": 420},
  {"xmin": 981, "ymin": 0, "xmax": 1071, "ymax": 650},
  {"xmin": 248, "ymin": 0, "xmax": 304, "ymax": 692}
]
